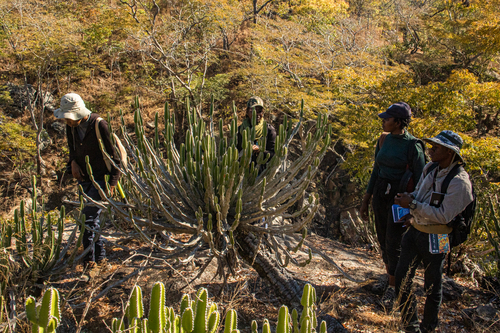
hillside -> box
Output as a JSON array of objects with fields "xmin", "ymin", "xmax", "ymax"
[{"xmin": 1, "ymin": 0, "xmax": 500, "ymax": 332}]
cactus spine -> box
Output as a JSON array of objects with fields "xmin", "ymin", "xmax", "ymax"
[
  {"xmin": 25, "ymin": 287, "xmax": 61, "ymax": 333},
  {"xmin": 148, "ymin": 282, "xmax": 166, "ymax": 333}
]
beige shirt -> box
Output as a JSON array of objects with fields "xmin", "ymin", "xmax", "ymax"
[{"xmin": 410, "ymin": 161, "xmax": 474, "ymax": 234}]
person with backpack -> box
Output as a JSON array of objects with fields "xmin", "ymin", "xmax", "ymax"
[
  {"xmin": 394, "ymin": 130, "xmax": 474, "ymax": 333},
  {"xmin": 54, "ymin": 93, "xmax": 121, "ymax": 267},
  {"xmin": 360, "ymin": 102, "xmax": 426, "ymax": 299}
]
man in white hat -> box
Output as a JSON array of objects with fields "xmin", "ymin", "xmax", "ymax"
[
  {"xmin": 54, "ymin": 93, "xmax": 121, "ymax": 266},
  {"xmin": 393, "ymin": 130, "xmax": 473, "ymax": 332}
]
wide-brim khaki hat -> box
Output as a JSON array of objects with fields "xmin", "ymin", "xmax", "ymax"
[
  {"xmin": 424, "ymin": 130, "xmax": 464, "ymax": 162},
  {"xmin": 54, "ymin": 93, "xmax": 91, "ymax": 121}
]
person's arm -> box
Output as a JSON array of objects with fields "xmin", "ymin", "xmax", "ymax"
[
  {"xmin": 98, "ymin": 119, "xmax": 121, "ymax": 187},
  {"xmin": 263, "ymin": 124, "xmax": 276, "ymax": 160},
  {"xmin": 398, "ymin": 175, "xmax": 473, "ymax": 225},
  {"xmin": 361, "ymin": 141, "xmax": 381, "ymax": 220},
  {"xmin": 67, "ymin": 125, "xmax": 76, "ymax": 165},
  {"xmin": 66, "ymin": 126, "xmax": 84, "ymax": 181},
  {"xmin": 236, "ymin": 125, "xmax": 243, "ymax": 152},
  {"xmin": 366, "ymin": 141, "xmax": 381, "ymax": 195}
]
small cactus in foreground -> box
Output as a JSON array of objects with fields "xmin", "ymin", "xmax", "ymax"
[
  {"xmin": 25, "ymin": 287, "xmax": 61, "ymax": 333},
  {"xmin": 111, "ymin": 283, "xmax": 326, "ymax": 333},
  {"xmin": 111, "ymin": 283, "xmax": 221, "ymax": 333}
]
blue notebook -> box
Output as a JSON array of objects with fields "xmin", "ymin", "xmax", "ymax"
[{"xmin": 392, "ymin": 204, "xmax": 410, "ymax": 223}]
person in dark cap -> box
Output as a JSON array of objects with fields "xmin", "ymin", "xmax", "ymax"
[
  {"xmin": 360, "ymin": 102, "xmax": 426, "ymax": 304},
  {"xmin": 54, "ymin": 93, "xmax": 121, "ymax": 268},
  {"xmin": 237, "ymin": 96, "xmax": 277, "ymax": 173},
  {"xmin": 394, "ymin": 130, "xmax": 473, "ymax": 333}
]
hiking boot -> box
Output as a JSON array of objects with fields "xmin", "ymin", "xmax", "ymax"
[{"xmin": 381, "ymin": 286, "xmax": 396, "ymax": 311}]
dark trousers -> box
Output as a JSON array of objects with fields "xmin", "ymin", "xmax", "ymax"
[
  {"xmin": 80, "ymin": 181, "xmax": 106, "ymax": 263},
  {"xmin": 372, "ymin": 178, "xmax": 407, "ymax": 275},
  {"xmin": 395, "ymin": 226, "xmax": 446, "ymax": 333}
]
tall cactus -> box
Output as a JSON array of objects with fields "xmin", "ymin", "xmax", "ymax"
[
  {"xmin": 96, "ymin": 97, "xmax": 358, "ymax": 305},
  {"xmin": 25, "ymin": 287, "xmax": 61, "ymax": 333}
]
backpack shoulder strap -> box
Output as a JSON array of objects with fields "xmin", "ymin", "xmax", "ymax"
[
  {"xmin": 440, "ymin": 164, "xmax": 463, "ymax": 194},
  {"xmin": 95, "ymin": 117, "xmax": 103, "ymax": 140},
  {"xmin": 378, "ymin": 132, "xmax": 389, "ymax": 149},
  {"xmin": 95, "ymin": 117, "xmax": 112, "ymax": 172},
  {"xmin": 406, "ymin": 137, "xmax": 422, "ymax": 169},
  {"xmin": 423, "ymin": 162, "xmax": 439, "ymax": 177}
]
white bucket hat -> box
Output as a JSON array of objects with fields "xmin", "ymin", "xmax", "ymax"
[
  {"xmin": 424, "ymin": 130, "xmax": 464, "ymax": 162},
  {"xmin": 54, "ymin": 93, "xmax": 91, "ymax": 120}
]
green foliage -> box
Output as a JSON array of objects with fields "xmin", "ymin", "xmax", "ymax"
[
  {"xmin": 0, "ymin": 86, "xmax": 13, "ymax": 105},
  {"xmin": 25, "ymin": 287, "xmax": 61, "ymax": 333},
  {"xmin": 0, "ymin": 110, "xmax": 36, "ymax": 166}
]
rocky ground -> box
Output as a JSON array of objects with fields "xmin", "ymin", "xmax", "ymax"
[{"xmin": 8, "ymin": 223, "xmax": 500, "ymax": 333}]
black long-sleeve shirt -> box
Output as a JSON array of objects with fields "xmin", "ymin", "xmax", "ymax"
[{"xmin": 66, "ymin": 113, "xmax": 121, "ymax": 186}]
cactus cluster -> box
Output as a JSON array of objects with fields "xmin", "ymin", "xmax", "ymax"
[
  {"xmin": 0, "ymin": 176, "xmax": 84, "ymax": 287},
  {"xmin": 251, "ymin": 283, "xmax": 326, "ymax": 333},
  {"xmin": 21, "ymin": 282, "xmax": 327, "ymax": 333},
  {"xmin": 96, "ymin": 97, "xmax": 331, "ymax": 281},
  {"xmin": 25, "ymin": 287, "xmax": 61, "ymax": 333},
  {"xmin": 110, "ymin": 282, "xmax": 326, "ymax": 333},
  {"xmin": 111, "ymin": 282, "xmax": 220, "ymax": 333}
]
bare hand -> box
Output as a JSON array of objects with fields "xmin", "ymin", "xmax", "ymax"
[
  {"xmin": 360, "ymin": 193, "xmax": 372, "ymax": 221},
  {"xmin": 252, "ymin": 144, "xmax": 260, "ymax": 152},
  {"xmin": 394, "ymin": 192, "xmax": 412, "ymax": 208},
  {"xmin": 398, "ymin": 213, "xmax": 413, "ymax": 227},
  {"xmin": 71, "ymin": 160, "xmax": 84, "ymax": 181},
  {"xmin": 109, "ymin": 186, "xmax": 115, "ymax": 197}
]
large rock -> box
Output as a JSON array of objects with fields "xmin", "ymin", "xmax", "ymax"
[
  {"xmin": 339, "ymin": 209, "xmax": 363, "ymax": 245},
  {"xmin": 51, "ymin": 121, "xmax": 66, "ymax": 136},
  {"xmin": 462, "ymin": 304, "xmax": 499, "ymax": 330},
  {"xmin": 1, "ymin": 83, "xmax": 56, "ymax": 117}
]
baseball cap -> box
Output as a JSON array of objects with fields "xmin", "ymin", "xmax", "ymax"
[{"xmin": 378, "ymin": 102, "xmax": 412, "ymax": 119}]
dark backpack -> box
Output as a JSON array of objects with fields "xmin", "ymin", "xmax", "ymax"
[
  {"xmin": 378, "ymin": 133, "xmax": 427, "ymax": 192},
  {"xmin": 424, "ymin": 162, "xmax": 476, "ymax": 247}
]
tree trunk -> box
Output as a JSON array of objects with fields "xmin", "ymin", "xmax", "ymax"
[
  {"xmin": 238, "ymin": 231, "xmax": 303, "ymax": 309},
  {"xmin": 237, "ymin": 232, "xmax": 348, "ymax": 332}
]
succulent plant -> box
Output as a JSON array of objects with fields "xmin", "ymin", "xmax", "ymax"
[
  {"xmin": 89, "ymin": 97, "xmax": 360, "ymax": 305},
  {"xmin": 1, "ymin": 176, "xmax": 84, "ymax": 276},
  {"xmin": 25, "ymin": 287, "xmax": 61, "ymax": 333},
  {"xmin": 109, "ymin": 281, "xmax": 329, "ymax": 333},
  {"xmin": 111, "ymin": 283, "xmax": 221, "ymax": 333},
  {"xmin": 0, "ymin": 176, "xmax": 84, "ymax": 326}
]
